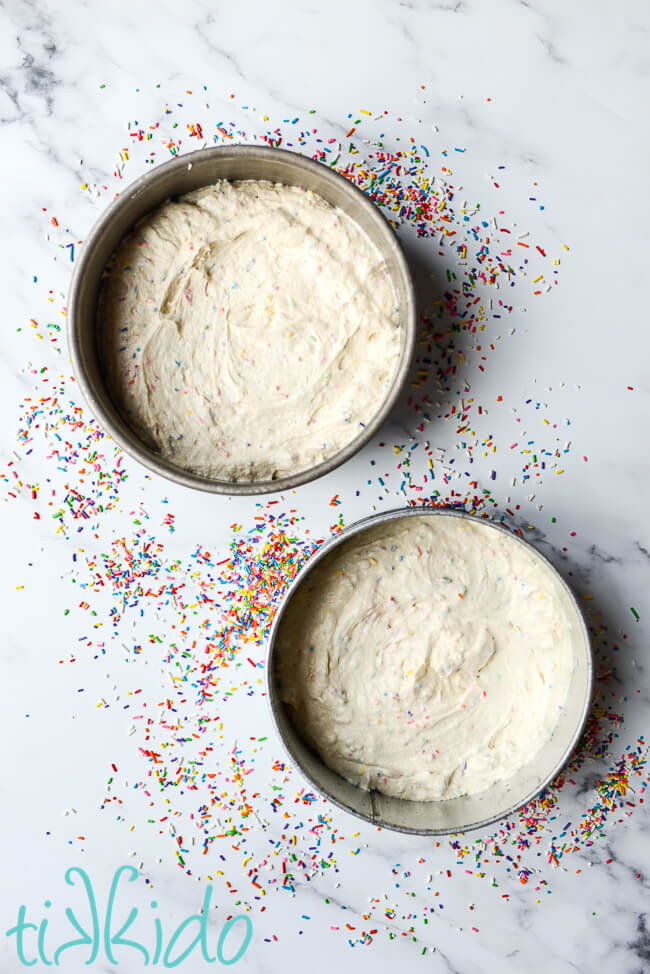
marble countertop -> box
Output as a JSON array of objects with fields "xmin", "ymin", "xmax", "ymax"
[{"xmin": 1, "ymin": 1, "xmax": 648, "ymax": 971}]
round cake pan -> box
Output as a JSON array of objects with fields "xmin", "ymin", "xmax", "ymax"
[
  {"xmin": 67, "ymin": 145, "xmax": 416, "ymax": 495},
  {"xmin": 266, "ymin": 507, "xmax": 593, "ymax": 835}
]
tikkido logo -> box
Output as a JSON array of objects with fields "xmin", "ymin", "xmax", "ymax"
[{"xmin": 5, "ymin": 866, "xmax": 253, "ymax": 967}]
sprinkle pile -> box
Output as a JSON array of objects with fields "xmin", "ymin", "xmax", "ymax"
[{"xmin": 3, "ymin": 86, "xmax": 646, "ymax": 955}]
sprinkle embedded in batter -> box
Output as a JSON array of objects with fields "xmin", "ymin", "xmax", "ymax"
[
  {"xmin": 99, "ymin": 179, "xmax": 401, "ymax": 482},
  {"xmin": 275, "ymin": 515, "xmax": 576, "ymax": 801}
]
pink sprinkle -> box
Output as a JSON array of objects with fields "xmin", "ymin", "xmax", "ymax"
[{"xmin": 509, "ymin": 443, "xmax": 518, "ymax": 450}]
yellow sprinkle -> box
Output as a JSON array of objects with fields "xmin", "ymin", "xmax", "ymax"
[
  {"xmin": 561, "ymin": 244, "xmax": 569, "ymax": 250},
  {"xmin": 556, "ymin": 469, "xmax": 565, "ymax": 475}
]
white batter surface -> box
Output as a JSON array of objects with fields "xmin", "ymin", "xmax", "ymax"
[
  {"xmin": 276, "ymin": 515, "xmax": 575, "ymax": 801},
  {"xmin": 99, "ymin": 179, "xmax": 400, "ymax": 481}
]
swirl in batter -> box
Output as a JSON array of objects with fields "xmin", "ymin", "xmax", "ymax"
[
  {"xmin": 275, "ymin": 515, "xmax": 575, "ymax": 801},
  {"xmin": 99, "ymin": 179, "xmax": 400, "ymax": 481}
]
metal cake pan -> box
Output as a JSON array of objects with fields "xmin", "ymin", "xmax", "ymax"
[
  {"xmin": 67, "ymin": 145, "xmax": 416, "ymax": 494},
  {"xmin": 266, "ymin": 507, "xmax": 593, "ymax": 835}
]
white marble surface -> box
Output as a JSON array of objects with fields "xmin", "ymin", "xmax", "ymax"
[{"xmin": 1, "ymin": 1, "xmax": 649, "ymax": 971}]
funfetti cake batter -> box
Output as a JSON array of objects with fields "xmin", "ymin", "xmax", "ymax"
[
  {"xmin": 99, "ymin": 179, "xmax": 401, "ymax": 482},
  {"xmin": 275, "ymin": 515, "xmax": 575, "ymax": 801}
]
